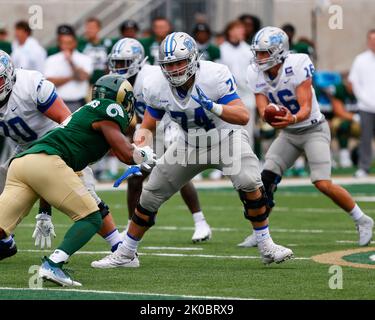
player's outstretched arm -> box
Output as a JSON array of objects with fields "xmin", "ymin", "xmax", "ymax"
[
  {"xmin": 219, "ymin": 98, "xmax": 249, "ymax": 125},
  {"xmin": 43, "ymin": 96, "xmax": 72, "ymax": 124},
  {"xmin": 191, "ymin": 85, "xmax": 249, "ymax": 125},
  {"xmin": 93, "ymin": 120, "xmax": 135, "ymax": 164},
  {"xmin": 134, "ymin": 109, "xmax": 158, "ymax": 147}
]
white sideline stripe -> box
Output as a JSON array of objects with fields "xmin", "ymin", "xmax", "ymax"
[
  {"xmin": 18, "ymin": 249, "xmax": 310, "ymax": 260},
  {"xmin": 0, "ymin": 287, "xmax": 252, "ymax": 300},
  {"xmin": 144, "ymin": 246, "xmax": 203, "ymax": 251}
]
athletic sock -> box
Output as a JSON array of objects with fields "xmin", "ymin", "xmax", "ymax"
[
  {"xmin": 254, "ymin": 225, "xmax": 271, "ymax": 244},
  {"xmin": 57, "ymin": 211, "xmax": 102, "ymax": 256},
  {"xmin": 49, "ymin": 249, "xmax": 69, "ymax": 266},
  {"xmin": 38, "ymin": 206, "xmax": 52, "ymax": 216},
  {"xmin": 192, "ymin": 211, "xmax": 206, "ymax": 225},
  {"xmin": 0, "ymin": 235, "xmax": 13, "ymax": 243},
  {"xmin": 119, "ymin": 232, "xmax": 140, "ymax": 257},
  {"xmin": 350, "ymin": 204, "xmax": 364, "ymax": 222},
  {"xmin": 103, "ymin": 229, "xmax": 122, "ymax": 251}
]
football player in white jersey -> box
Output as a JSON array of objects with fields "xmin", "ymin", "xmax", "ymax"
[
  {"xmin": 106, "ymin": 38, "xmax": 212, "ymax": 243},
  {"xmin": 0, "ymin": 50, "xmax": 121, "ymax": 260},
  {"xmin": 239, "ymin": 27, "xmax": 373, "ymax": 248},
  {"xmin": 91, "ymin": 32, "xmax": 294, "ymax": 269}
]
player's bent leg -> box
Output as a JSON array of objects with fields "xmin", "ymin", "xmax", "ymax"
[
  {"xmin": 180, "ymin": 181, "xmax": 212, "ymax": 243},
  {"xmin": 314, "ymin": 180, "xmax": 374, "ymax": 246},
  {"xmin": 305, "ymin": 122, "xmax": 373, "ymax": 246},
  {"xmin": 239, "ymin": 187, "xmax": 294, "ymax": 264},
  {"xmin": 39, "ymin": 211, "xmax": 102, "ymax": 286},
  {"xmin": 0, "ymin": 158, "xmax": 39, "ymax": 260},
  {"xmin": 79, "ymin": 167, "xmax": 123, "ymax": 251},
  {"xmin": 17, "ymin": 154, "xmax": 104, "ymax": 286},
  {"xmin": 91, "ymin": 153, "xmax": 202, "ymax": 269},
  {"xmin": 127, "ymin": 173, "xmax": 147, "ymax": 221}
]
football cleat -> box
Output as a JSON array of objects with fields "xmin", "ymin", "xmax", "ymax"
[
  {"xmin": 259, "ymin": 240, "xmax": 294, "ymax": 265},
  {"xmin": 192, "ymin": 222, "xmax": 212, "ymax": 243},
  {"xmin": 356, "ymin": 215, "xmax": 374, "ymax": 246},
  {"xmin": 91, "ymin": 250, "xmax": 139, "ymax": 269},
  {"xmin": 0, "ymin": 235, "xmax": 17, "ymax": 261},
  {"xmin": 38, "ymin": 257, "xmax": 82, "ymax": 286},
  {"xmin": 237, "ymin": 232, "xmax": 257, "ymax": 248}
]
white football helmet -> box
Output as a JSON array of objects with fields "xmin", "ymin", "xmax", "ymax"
[
  {"xmin": 158, "ymin": 32, "xmax": 199, "ymax": 87},
  {"xmin": 0, "ymin": 50, "xmax": 15, "ymax": 102},
  {"xmin": 250, "ymin": 26, "xmax": 289, "ymax": 71},
  {"xmin": 108, "ymin": 38, "xmax": 147, "ymax": 78}
]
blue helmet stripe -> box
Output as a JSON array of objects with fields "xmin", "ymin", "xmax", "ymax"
[
  {"xmin": 169, "ymin": 32, "xmax": 176, "ymax": 56},
  {"xmin": 164, "ymin": 34, "xmax": 171, "ymax": 56}
]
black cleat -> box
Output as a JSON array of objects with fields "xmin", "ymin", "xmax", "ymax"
[{"xmin": 0, "ymin": 237, "xmax": 18, "ymax": 261}]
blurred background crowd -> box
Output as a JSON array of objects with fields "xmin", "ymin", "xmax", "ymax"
[{"xmin": 0, "ymin": 0, "xmax": 374, "ymax": 182}]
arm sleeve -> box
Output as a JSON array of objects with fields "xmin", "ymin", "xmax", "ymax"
[
  {"xmin": 142, "ymin": 78, "xmax": 166, "ymax": 120},
  {"xmin": 216, "ymin": 65, "xmax": 240, "ymax": 104},
  {"xmin": 293, "ymin": 54, "xmax": 315, "ymax": 86},
  {"xmin": 30, "ymin": 71, "xmax": 58, "ymax": 113}
]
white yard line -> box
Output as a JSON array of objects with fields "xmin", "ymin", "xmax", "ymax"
[
  {"xmin": 17, "ymin": 223, "xmax": 359, "ymax": 234},
  {"xmin": 0, "ymin": 287, "xmax": 253, "ymax": 300},
  {"xmin": 95, "ymin": 176, "xmax": 375, "ymax": 191},
  {"xmin": 18, "ymin": 249, "xmax": 310, "ymax": 260},
  {"xmin": 336, "ymin": 240, "xmax": 375, "ymax": 244}
]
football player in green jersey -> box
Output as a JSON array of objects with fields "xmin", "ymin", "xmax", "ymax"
[{"xmin": 0, "ymin": 74, "xmax": 155, "ymax": 286}]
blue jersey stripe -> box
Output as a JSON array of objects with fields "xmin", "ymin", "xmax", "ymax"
[
  {"xmin": 217, "ymin": 92, "xmax": 240, "ymax": 105},
  {"xmin": 37, "ymin": 90, "xmax": 58, "ymax": 113},
  {"xmin": 146, "ymin": 106, "xmax": 165, "ymax": 120}
]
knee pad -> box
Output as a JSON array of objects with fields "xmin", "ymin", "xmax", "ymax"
[
  {"xmin": 261, "ymin": 170, "xmax": 282, "ymax": 208},
  {"xmin": 239, "ymin": 187, "xmax": 269, "ymax": 222},
  {"xmin": 98, "ymin": 201, "xmax": 110, "ymax": 219},
  {"xmin": 132, "ymin": 203, "xmax": 157, "ymax": 227}
]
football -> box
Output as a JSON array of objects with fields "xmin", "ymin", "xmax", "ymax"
[{"xmin": 264, "ymin": 103, "xmax": 287, "ymax": 124}]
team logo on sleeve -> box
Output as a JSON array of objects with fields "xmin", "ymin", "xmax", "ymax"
[{"xmin": 106, "ymin": 103, "xmax": 124, "ymax": 118}]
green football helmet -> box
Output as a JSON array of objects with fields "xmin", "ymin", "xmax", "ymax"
[{"xmin": 92, "ymin": 74, "xmax": 135, "ymax": 122}]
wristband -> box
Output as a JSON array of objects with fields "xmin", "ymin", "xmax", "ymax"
[
  {"xmin": 292, "ymin": 115, "xmax": 298, "ymax": 124},
  {"xmin": 211, "ymin": 103, "xmax": 223, "ymax": 116}
]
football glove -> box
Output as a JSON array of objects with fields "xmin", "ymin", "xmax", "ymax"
[
  {"xmin": 133, "ymin": 144, "xmax": 156, "ymax": 171},
  {"xmin": 191, "ymin": 85, "xmax": 223, "ymax": 116},
  {"xmin": 32, "ymin": 213, "xmax": 56, "ymax": 249},
  {"xmin": 113, "ymin": 165, "xmax": 142, "ymax": 188}
]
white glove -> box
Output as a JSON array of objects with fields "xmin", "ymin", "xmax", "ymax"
[
  {"xmin": 32, "ymin": 213, "xmax": 56, "ymax": 249},
  {"xmin": 132, "ymin": 144, "xmax": 157, "ymax": 172}
]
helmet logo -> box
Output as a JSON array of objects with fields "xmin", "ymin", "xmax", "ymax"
[
  {"xmin": 0, "ymin": 56, "xmax": 9, "ymax": 68},
  {"xmin": 131, "ymin": 46, "xmax": 141, "ymax": 54},
  {"xmin": 106, "ymin": 103, "xmax": 125, "ymax": 118},
  {"xmin": 269, "ymin": 33, "xmax": 284, "ymax": 45},
  {"xmin": 183, "ymin": 38, "xmax": 194, "ymax": 52}
]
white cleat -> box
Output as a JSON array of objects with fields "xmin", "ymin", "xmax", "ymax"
[
  {"xmin": 237, "ymin": 233, "xmax": 257, "ymax": 247},
  {"xmin": 192, "ymin": 222, "xmax": 212, "ymax": 243},
  {"xmin": 39, "ymin": 257, "xmax": 82, "ymax": 287},
  {"xmin": 91, "ymin": 250, "xmax": 140, "ymax": 269},
  {"xmin": 356, "ymin": 215, "xmax": 374, "ymax": 246},
  {"xmin": 259, "ymin": 241, "xmax": 294, "ymax": 265}
]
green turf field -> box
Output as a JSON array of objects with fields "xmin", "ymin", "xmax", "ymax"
[{"xmin": 1, "ymin": 184, "xmax": 375, "ymax": 300}]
